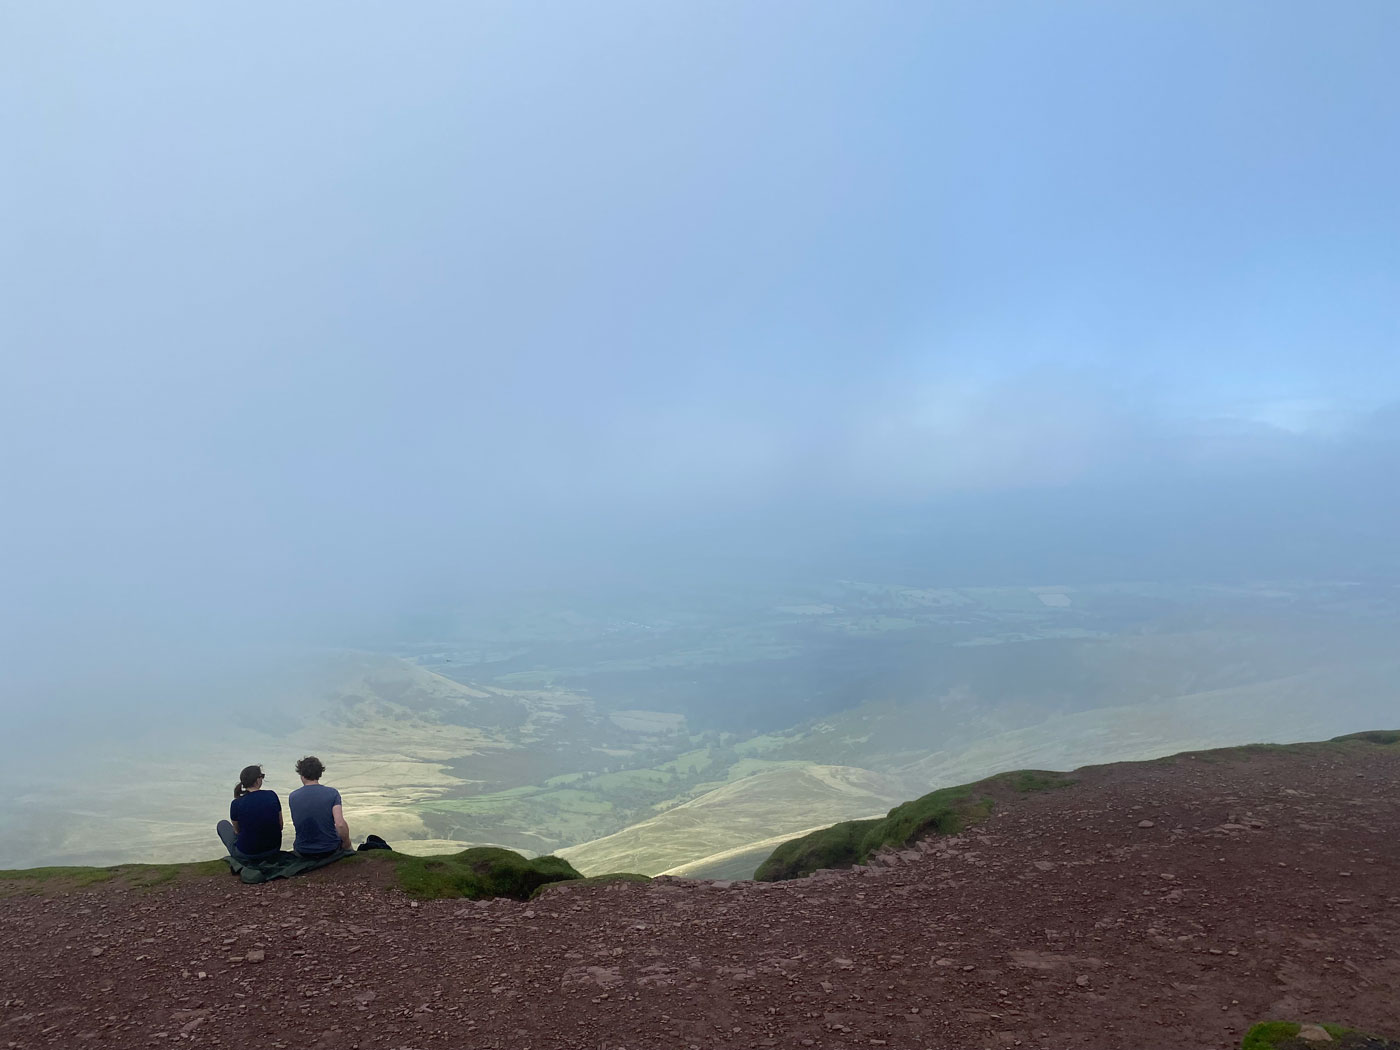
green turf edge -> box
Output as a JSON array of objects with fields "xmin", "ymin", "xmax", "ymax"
[
  {"xmin": 1152, "ymin": 729, "xmax": 1400, "ymax": 766},
  {"xmin": 754, "ymin": 768, "xmax": 1076, "ymax": 882},
  {"xmin": 0, "ymin": 860, "xmax": 229, "ymax": 897},
  {"xmin": 1331, "ymin": 729, "xmax": 1400, "ymax": 745},
  {"xmin": 0, "ymin": 849, "xmax": 592, "ymax": 902}
]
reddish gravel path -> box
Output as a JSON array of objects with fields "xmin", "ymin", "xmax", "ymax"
[{"xmin": 2, "ymin": 740, "xmax": 1398, "ymax": 1050}]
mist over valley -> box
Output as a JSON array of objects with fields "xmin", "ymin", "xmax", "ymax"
[{"xmin": 5, "ymin": 572, "xmax": 1392, "ymax": 874}]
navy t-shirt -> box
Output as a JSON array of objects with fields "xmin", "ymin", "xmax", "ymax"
[
  {"xmin": 290, "ymin": 783, "xmax": 343, "ymax": 854},
  {"xmin": 229, "ymin": 790, "xmax": 282, "ymax": 856}
]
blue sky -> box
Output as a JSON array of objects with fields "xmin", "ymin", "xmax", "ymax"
[{"xmin": 2, "ymin": 2, "xmax": 1399, "ymax": 677}]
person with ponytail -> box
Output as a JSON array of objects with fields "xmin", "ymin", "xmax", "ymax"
[{"xmin": 215, "ymin": 764, "xmax": 284, "ymax": 860}]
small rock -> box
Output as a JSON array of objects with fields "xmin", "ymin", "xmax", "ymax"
[
  {"xmin": 1296, "ymin": 1024, "xmax": 1334, "ymax": 1043},
  {"xmin": 1075, "ymin": 975, "xmax": 1091, "ymax": 987},
  {"xmin": 1033, "ymin": 861, "xmax": 1055, "ymax": 872},
  {"xmin": 245, "ymin": 950, "xmax": 265, "ymax": 964},
  {"xmin": 1137, "ymin": 820, "xmax": 1156, "ymax": 828},
  {"xmin": 90, "ymin": 947, "xmax": 104, "ymax": 957}
]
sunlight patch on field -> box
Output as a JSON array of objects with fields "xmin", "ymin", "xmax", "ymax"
[
  {"xmin": 388, "ymin": 838, "xmax": 537, "ymax": 858},
  {"xmin": 557, "ymin": 764, "xmax": 906, "ymax": 876},
  {"xmin": 608, "ymin": 710, "xmax": 686, "ymax": 733}
]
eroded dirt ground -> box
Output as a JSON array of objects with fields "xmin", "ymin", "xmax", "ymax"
[{"xmin": 2, "ymin": 741, "xmax": 1398, "ymax": 1049}]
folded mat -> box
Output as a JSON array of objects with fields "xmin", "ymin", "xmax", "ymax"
[{"xmin": 223, "ymin": 849, "xmax": 353, "ymax": 884}]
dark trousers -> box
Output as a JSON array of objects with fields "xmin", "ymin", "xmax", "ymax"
[{"xmin": 216, "ymin": 820, "xmax": 280, "ymax": 861}]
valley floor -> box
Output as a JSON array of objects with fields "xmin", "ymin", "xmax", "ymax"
[{"xmin": 1, "ymin": 737, "xmax": 1397, "ymax": 1049}]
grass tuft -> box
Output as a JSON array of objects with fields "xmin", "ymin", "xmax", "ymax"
[
  {"xmin": 1331, "ymin": 729, "xmax": 1400, "ymax": 745},
  {"xmin": 1240, "ymin": 1020, "xmax": 1395, "ymax": 1049},
  {"xmin": 1242, "ymin": 1022, "xmax": 1302, "ymax": 1049},
  {"xmin": 387, "ymin": 847, "xmax": 582, "ymax": 900}
]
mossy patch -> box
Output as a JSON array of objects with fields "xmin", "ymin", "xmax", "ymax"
[
  {"xmin": 1243, "ymin": 1022, "xmax": 1305, "ymax": 1049},
  {"xmin": 1242, "ymin": 1021, "xmax": 1399, "ymax": 1049},
  {"xmin": 0, "ymin": 860, "xmax": 228, "ymax": 897},
  {"xmin": 387, "ymin": 847, "xmax": 582, "ymax": 900},
  {"xmin": 755, "ymin": 769, "xmax": 1075, "ymax": 882}
]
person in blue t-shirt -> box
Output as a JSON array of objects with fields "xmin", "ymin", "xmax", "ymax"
[
  {"xmin": 216, "ymin": 764, "xmax": 283, "ymax": 859},
  {"xmin": 289, "ymin": 755, "xmax": 352, "ymax": 857}
]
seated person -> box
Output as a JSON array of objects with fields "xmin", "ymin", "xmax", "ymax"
[
  {"xmin": 289, "ymin": 755, "xmax": 351, "ymax": 857},
  {"xmin": 216, "ymin": 764, "xmax": 283, "ymax": 859}
]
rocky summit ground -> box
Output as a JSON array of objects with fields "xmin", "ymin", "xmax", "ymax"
[{"xmin": 2, "ymin": 738, "xmax": 1398, "ymax": 1050}]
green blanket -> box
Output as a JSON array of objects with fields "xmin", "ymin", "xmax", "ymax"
[{"xmin": 223, "ymin": 849, "xmax": 353, "ymax": 884}]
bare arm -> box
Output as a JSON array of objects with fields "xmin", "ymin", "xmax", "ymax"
[{"xmin": 332, "ymin": 803, "xmax": 351, "ymax": 851}]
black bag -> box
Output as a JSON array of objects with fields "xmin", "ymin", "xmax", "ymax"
[{"xmin": 356, "ymin": 834, "xmax": 392, "ymax": 852}]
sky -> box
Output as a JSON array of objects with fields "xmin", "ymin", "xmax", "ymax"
[{"xmin": 2, "ymin": 2, "xmax": 1399, "ymax": 706}]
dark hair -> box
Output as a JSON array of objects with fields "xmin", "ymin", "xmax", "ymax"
[
  {"xmin": 296, "ymin": 755, "xmax": 326, "ymax": 781},
  {"xmin": 233, "ymin": 764, "xmax": 264, "ymax": 799}
]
